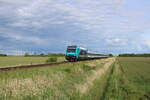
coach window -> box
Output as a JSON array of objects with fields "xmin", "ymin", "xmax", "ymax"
[{"xmin": 80, "ymin": 50, "xmax": 87, "ymax": 55}]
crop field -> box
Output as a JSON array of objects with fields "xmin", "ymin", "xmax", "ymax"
[
  {"xmin": 103, "ymin": 57, "xmax": 150, "ymax": 100},
  {"xmin": 0, "ymin": 56, "xmax": 65, "ymax": 68},
  {"xmin": 118, "ymin": 57, "xmax": 150, "ymax": 99},
  {"xmin": 0, "ymin": 57, "xmax": 149, "ymax": 100}
]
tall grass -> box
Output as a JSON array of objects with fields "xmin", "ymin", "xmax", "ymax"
[{"xmin": 0, "ymin": 58, "xmax": 114, "ymax": 100}]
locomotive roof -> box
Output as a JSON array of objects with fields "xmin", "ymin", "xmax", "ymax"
[{"xmin": 67, "ymin": 45, "xmax": 77, "ymax": 49}]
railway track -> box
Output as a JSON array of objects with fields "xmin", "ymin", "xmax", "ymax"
[
  {"xmin": 0, "ymin": 58, "xmax": 107, "ymax": 71},
  {"xmin": 0, "ymin": 61, "xmax": 71, "ymax": 71}
]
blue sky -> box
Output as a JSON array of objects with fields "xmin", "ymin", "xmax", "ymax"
[{"xmin": 0, "ymin": 0, "xmax": 150, "ymax": 55}]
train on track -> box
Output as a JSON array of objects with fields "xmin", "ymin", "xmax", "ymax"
[{"xmin": 65, "ymin": 45, "xmax": 109, "ymax": 61}]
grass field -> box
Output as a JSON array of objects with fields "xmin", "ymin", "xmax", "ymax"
[
  {"xmin": 0, "ymin": 57, "xmax": 149, "ymax": 100},
  {"xmin": 0, "ymin": 56, "xmax": 65, "ymax": 67}
]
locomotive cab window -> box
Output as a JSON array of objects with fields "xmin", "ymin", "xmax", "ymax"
[{"xmin": 67, "ymin": 49, "xmax": 76, "ymax": 52}]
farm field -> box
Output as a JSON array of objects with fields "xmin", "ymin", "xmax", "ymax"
[
  {"xmin": 103, "ymin": 57, "xmax": 150, "ymax": 100},
  {"xmin": 0, "ymin": 56, "xmax": 65, "ymax": 68},
  {"xmin": 0, "ymin": 57, "xmax": 149, "ymax": 100},
  {"xmin": 119, "ymin": 57, "xmax": 150, "ymax": 99}
]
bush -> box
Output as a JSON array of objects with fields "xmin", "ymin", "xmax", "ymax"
[
  {"xmin": 109, "ymin": 54, "xmax": 113, "ymax": 57},
  {"xmin": 24, "ymin": 52, "xmax": 29, "ymax": 57},
  {"xmin": 46, "ymin": 57, "xmax": 57, "ymax": 63},
  {"xmin": 64, "ymin": 68, "xmax": 71, "ymax": 73},
  {"xmin": 47, "ymin": 53, "xmax": 65, "ymax": 57},
  {"xmin": 0, "ymin": 54, "xmax": 7, "ymax": 56}
]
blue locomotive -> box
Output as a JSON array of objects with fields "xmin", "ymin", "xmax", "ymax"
[{"xmin": 65, "ymin": 45, "xmax": 108, "ymax": 61}]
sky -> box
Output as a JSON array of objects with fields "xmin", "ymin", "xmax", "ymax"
[{"xmin": 0, "ymin": 0, "xmax": 150, "ymax": 55}]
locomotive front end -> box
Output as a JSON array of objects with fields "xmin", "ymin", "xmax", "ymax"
[{"xmin": 65, "ymin": 46, "xmax": 79, "ymax": 61}]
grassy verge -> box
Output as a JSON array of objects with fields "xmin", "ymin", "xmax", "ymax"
[
  {"xmin": 82, "ymin": 61, "xmax": 114, "ymax": 100},
  {"xmin": 0, "ymin": 58, "xmax": 114, "ymax": 100}
]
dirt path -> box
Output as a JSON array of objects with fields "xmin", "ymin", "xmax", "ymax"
[
  {"xmin": 75, "ymin": 57, "xmax": 116, "ymax": 94},
  {"xmin": 99, "ymin": 60, "xmax": 120, "ymax": 100}
]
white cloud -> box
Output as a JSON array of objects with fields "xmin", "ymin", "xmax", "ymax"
[
  {"xmin": 139, "ymin": 29, "xmax": 150, "ymax": 48},
  {"xmin": 145, "ymin": 41, "xmax": 150, "ymax": 47},
  {"xmin": 12, "ymin": 35, "xmax": 47, "ymax": 45},
  {"xmin": 0, "ymin": 30, "xmax": 47, "ymax": 45},
  {"xmin": 6, "ymin": 50, "xmax": 26, "ymax": 56},
  {"xmin": 0, "ymin": 0, "xmax": 33, "ymax": 5},
  {"xmin": 106, "ymin": 38, "xmax": 128, "ymax": 46},
  {"xmin": 143, "ymin": 38, "xmax": 150, "ymax": 48}
]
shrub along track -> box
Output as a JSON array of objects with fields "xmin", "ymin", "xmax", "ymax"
[{"xmin": 0, "ymin": 59, "xmax": 108, "ymax": 71}]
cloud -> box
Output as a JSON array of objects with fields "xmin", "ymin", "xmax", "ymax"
[
  {"xmin": 0, "ymin": 0, "xmax": 33, "ymax": 5},
  {"xmin": 0, "ymin": 49, "xmax": 26, "ymax": 55},
  {"xmin": 0, "ymin": 28, "xmax": 47, "ymax": 45},
  {"xmin": 7, "ymin": 0, "xmax": 122, "ymax": 29},
  {"xmin": 0, "ymin": 0, "xmax": 150, "ymax": 55},
  {"xmin": 106, "ymin": 38, "xmax": 128, "ymax": 46},
  {"xmin": 145, "ymin": 41, "xmax": 150, "ymax": 47},
  {"xmin": 141, "ymin": 32, "xmax": 150, "ymax": 48},
  {"xmin": 10, "ymin": 0, "xmax": 148, "ymax": 37}
]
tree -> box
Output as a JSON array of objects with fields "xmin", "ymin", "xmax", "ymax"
[
  {"xmin": 109, "ymin": 54, "xmax": 113, "ymax": 57},
  {"xmin": 24, "ymin": 52, "xmax": 29, "ymax": 56},
  {"xmin": 0, "ymin": 54, "xmax": 7, "ymax": 56}
]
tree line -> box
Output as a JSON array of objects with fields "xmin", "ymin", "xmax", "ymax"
[
  {"xmin": 118, "ymin": 53, "xmax": 150, "ymax": 57},
  {"xmin": 24, "ymin": 53, "xmax": 65, "ymax": 57},
  {"xmin": 0, "ymin": 53, "xmax": 65, "ymax": 57},
  {"xmin": 0, "ymin": 54, "xmax": 7, "ymax": 56},
  {"xmin": 1, "ymin": 53, "xmax": 150, "ymax": 57}
]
